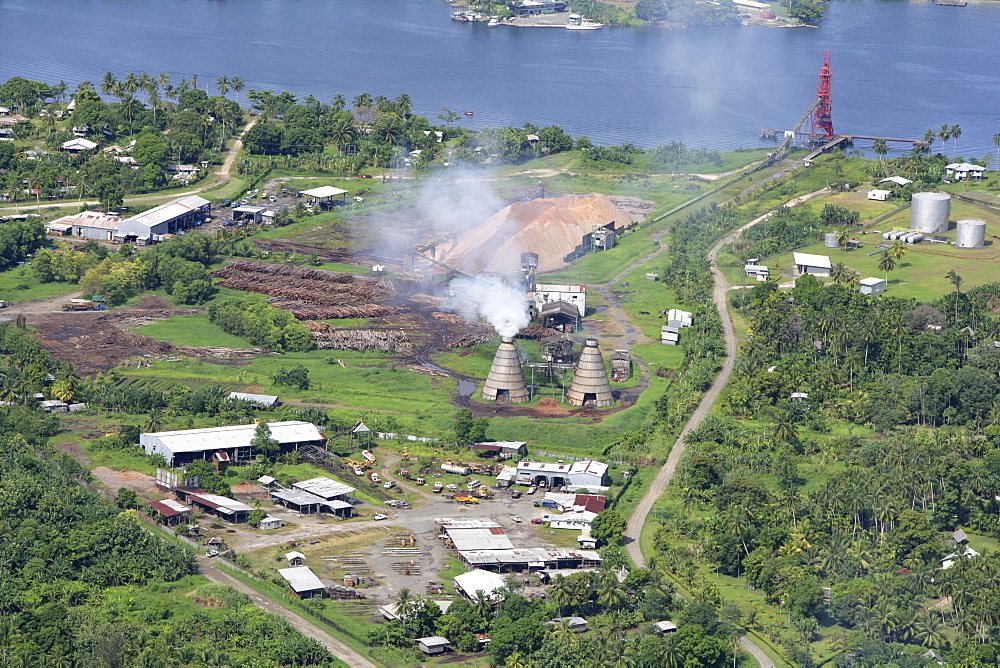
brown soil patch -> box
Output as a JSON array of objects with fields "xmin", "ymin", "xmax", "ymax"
[{"xmin": 91, "ymin": 466, "xmax": 157, "ymax": 493}]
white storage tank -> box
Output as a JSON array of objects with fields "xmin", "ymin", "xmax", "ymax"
[
  {"xmin": 441, "ymin": 463, "xmax": 470, "ymax": 476},
  {"xmin": 882, "ymin": 231, "xmax": 893, "ymax": 241},
  {"xmin": 824, "ymin": 232, "xmax": 839, "ymax": 248},
  {"xmin": 910, "ymin": 192, "xmax": 951, "ymax": 234},
  {"xmin": 907, "ymin": 233, "xmax": 924, "ymax": 244},
  {"xmin": 955, "ymin": 219, "xmax": 987, "ymax": 249}
]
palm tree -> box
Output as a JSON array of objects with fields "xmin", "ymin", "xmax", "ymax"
[
  {"xmin": 139, "ymin": 72, "xmax": 155, "ymax": 102},
  {"xmin": 923, "ymin": 128, "xmax": 936, "ymax": 152},
  {"xmin": 550, "ymin": 574, "xmax": 573, "ymax": 616},
  {"xmin": 157, "ymin": 72, "xmax": 171, "ymax": 96},
  {"xmin": 878, "ymin": 250, "xmax": 896, "ymax": 286},
  {"xmin": 123, "ymin": 72, "xmax": 140, "ymax": 98},
  {"xmin": 774, "ymin": 419, "xmax": 799, "ymax": 445},
  {"xmin": 395, "ymin": 587, "xmax": 415, "ymax": 619},
  {"xmin": 938, "ymin": 124, "xmax": 951, "ymax": 159},
  {"xmin": 950, "ymin": 125, "xmax": 962, "ymax": 158},
  {"xmin": 230, "ymin": 76, "xmax": 245, "ymax": 107},
  {"xmin": 993, "ymin": 132, "xmax": 1000, "ymax": 172},
  {"xmin": 52, "ymin": 80, "xmax": 69, "ymax": 104},
  {"xmin": 328, "ymin": 116, "xmax": 357, "ymax": 152},
  {"xmin": 216, "ymin": 75, "xmax": 230, "ymax": 98},
  {"xmin": 191, "ymin": 74, "xmax": 199, "ymax": 89},
  {"xmin": 144, "ymin": 410, "xmax": 164, "ymax": 433},
  {"xmin": 873, "ymin": 138, "xmax": 888, "ymax": 175},
  {"xmin": 916, "ymin": 614, "xmax": 947, "ymax": 649},
  {"xmin": 331, "ymin": 92, "xmax": 346, "ymax": 112},
  {"xmin": 889, "ymin": 238, "xmax": 907, "ymax": 261},
  {"xmin": 946, "ymin": 270, "xmax": 963, "ymax": 324},
  {"xmin": 835, "ymin": 229, "xmax": 849, "ymax": 249},
  {"xmin": 471, "ymin": 589, "xmax": 492, "ymax": 619},
  {"xmin": 395, "ymin": 93, "xmax": 412, "ymax": 117},
  {"xmin": 121, "ymin": 97, "xmax": 143, "ymax": 136},
  {"xmin": 831, "ymin": 262, "xmax": 851, "ymax": 284},
  {"xmin": 846, "ymin": 271, "xmax": 861, "ymax": 290},
  {"xmin": 100, "ymin": 71, "xmax": 117, "ymax": 102},
  {"xmin": 352, "ymin": 92, "xmax": 373, "ymax": 109}
]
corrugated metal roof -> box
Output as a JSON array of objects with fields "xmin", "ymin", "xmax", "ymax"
[
  {"xmin": 301, "ymin": 186, "xmax": 348, "ymax": 198},
  {"xmin": 793, "ymin": 252, "xmax": 832, "ymax": 269},
  {"xmin": 454, "ymin": 569, "xmax": 507, "ymax": 599},
  {"xmin": 150, "ymin": 499, "xmax": 191, "ymax": 517},
  {"xmin": 272, "ymin": 488, "xmax": 327, "ymax": 506},
  {"xmin": 142, "ymin": 421, "xmax": 323, "ymax": 455},
  {"xmin": 292, "ymin": 477, "xmax": 356, "ymax": 499},
  {"xmin": 190, "ymin": 493, "xmax": 253, "ymax": 513},
  {"xmin": 278, "ymin": 566, "xmax": 325, "ymax": 593},
  {"xmin": 228, "ymin": 392, "xmax": 279, "ymax": 406},
  {"xmin": 445, "ymin": 526, "xmax": 514, "ymax": 551},
  {"xmin": 459, "ymin": 547, "xmax": 601, "ymax": 566}
]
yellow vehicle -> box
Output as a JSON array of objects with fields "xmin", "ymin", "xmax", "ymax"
[{"xmin": 455, "ymin": 496, "xmax": 479, "ymax": 504}]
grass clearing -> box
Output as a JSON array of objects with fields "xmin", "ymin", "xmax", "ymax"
[{"xmin": 135, "ymin": 313, "xmax": 256, "ymax": 348}]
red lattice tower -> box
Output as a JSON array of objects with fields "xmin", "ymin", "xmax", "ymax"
[{"xmin": 811, "ymin": 51, "xmax": 833, "ymax": 139}]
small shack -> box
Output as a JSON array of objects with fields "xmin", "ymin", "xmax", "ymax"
[
  {"xmin": 654, "ymin": 620, "xmax": 678, "ymax": 634},
  {"xmin": 150, "ymin": 499, "xmax": 191, "ymax": 526},
  {"xmin": 793, "ymin": 252, "xmax": 832, "ymax": 277},
  {"xmin": 278, "ymin": 566, "xmax": 326, "ymax": 598},
  {"xmin": 300, "ymin": 185, "xmax": 349, "ymax": 210},
  {"xmin": 539, "ymin": 300, "xmax": 580, "ymax": 332},
  {"xmin": 416, "ymin": 636, "xmax": 451, "ymax": 656},
  {"xmin": 232, "ymin": 205, "xmax": 265, "ymax": 224},
  {"xmin": 859, "ymin": 277, "xmax": 885, "ymax": 295},
  {"xmin": 867, "ymin": 189, "xmax": 891, "ymax": 201},
  {"xmin": 285, "ymin": 551, "xmax": 306, "ymax": 567},
  {"xmin": 258, "ymin": 515, "xmax": 283, "ymax": 530},
  {"xmin": 610, "ymin": 351, "xmax": 631, "ymax": 382},
  {"xmin": 547, "ymin": 617, "xmax": 588, "ymax": 633}
]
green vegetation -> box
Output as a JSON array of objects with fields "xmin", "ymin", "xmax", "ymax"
[{"xmin": 136, "ymin": 312, "xmax": 256, "ymax": 348}]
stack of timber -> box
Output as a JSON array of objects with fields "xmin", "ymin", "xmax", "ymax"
[{"xmin": 303, "ymin": 323, "xmax": 414, "ymax": 354}]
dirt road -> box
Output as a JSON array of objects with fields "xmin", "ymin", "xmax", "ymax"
[
  {"xmin": 197, "ymin": 556, "xmax": 378, "ymax": 668},
  {"xmin": 623, "ymin": 188, "xmax": 828, "ymax": 667}
]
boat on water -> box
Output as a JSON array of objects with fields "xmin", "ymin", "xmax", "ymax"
[
  {"xmin": 464, "ymin": 110, "xmax": 474, "ymax": 116},
  {"xmin": 451, "ymin": 11, "xmax": 472, "ymax": 21},
  {"xmin": 487, "ymin": 17, "xmax": 500, "ymax": 26},
  {"xmin": 566, "ymin": 14, "xmax": 604, "ymax": 29}
]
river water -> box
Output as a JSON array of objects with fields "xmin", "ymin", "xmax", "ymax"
[{"xmin": 1, "ymin": 0, "xmax": 998, "ymax": 156}]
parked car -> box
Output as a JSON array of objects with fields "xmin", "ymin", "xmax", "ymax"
[
  {"xmin": 373, "ymin": 514, "xmax": 388, "ymax": 521},
  {"xmin": 511, "ymin": 516, "xmax": 522, "ymax": 523},
  {"xmin": 511, "ymin": 490, "xmax": 521, "ymax": 499},
  {"xmin": 531, "ymin": 518, "xmax": 544, "ymax": 524},
  {"xmin": 205, "ymin": 550, "xmax": 220, "ymax": 557}
]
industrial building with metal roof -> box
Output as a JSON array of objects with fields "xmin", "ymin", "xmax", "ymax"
[
  {"xmin": 228, "ymin": 392, "xmax": 280, "ymax": 407},
  {"xmin": 793, "ymin": 252, "xmax": 833, "ymax": 276},
  {"xmin": 277, "ymin": 566, "xmax": 326, "ymax": 598},
  {"xmin": 180, "ymin": 492, "xmax": 254, "ymax": 523},
  {"xmin": 458, "ymin": 547, "xmax": 602, "ymax": 571},
  {"xmin": 140, "ymin": 421, "xmax": 326, "ymax": 467},
  {"xmin": 453, "ymin": 569, "xmax": 508, "ymax": 600},
  {"xmin": 291, "ymin": 476, "xmax": 356, "ymax": 500},
  {"xmin": 270, "ymin": 488, "xmax": 354, "ymax": 517},
  {"xmin": 442, "ymin": 523, "xmax": 515, "ymax": 552},
  {"xmin": 514, "ymin": 459, "xmax": 610, "ymax": 490},
  {"xmin": 117, "ymin": 194, "xmax": 211, "ymax": 244}
]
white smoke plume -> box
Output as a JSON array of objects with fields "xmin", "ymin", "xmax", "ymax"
[{"xmin": 448, "ymin": 276, "xmax": 529, "ymax": 338}]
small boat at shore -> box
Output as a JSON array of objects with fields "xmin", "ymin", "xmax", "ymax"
[
  {"xmin": 464, "ymin": 110, "xmax": 474, "ymax": 116},
  {"xmin": 451, "ymin": 11, "xmax": 472, "ymax": 21},
  {"xmin": 566, "ymin": 14, "xmax": 604, "ymax": 29}
]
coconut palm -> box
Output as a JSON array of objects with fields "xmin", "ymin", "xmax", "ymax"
[
  {"xmin": 993, "ymin": 132, "xmax": 1000, "ymax": 172},
  {"xmin": 121, "ymin": 97, "xmax": 143, "ymax": 136},
  {"xmin": 873, "ymin": 138, "xmax": 889, "ymax": 175},
  {"xmin": 550, "ymin": 574, "xmax": 573, "ymax": 616},
  {"xmin": 471, "ymin": 589, "xmax": 492, "ymax": 619},
  {"xmin": 916, "ymin": 614, "xmax": 947, "ymax": 648},
  {"xmin": 889, "ymin": 238, "xmax": 907, "ymax": 260},
  {"xmin": 51, "ymin": 379, "xmax": 75, "ymax": 403},
  {"xmin": 144, "ymin": 409, "xmax": 164, "ymax": 433},
  {"xmin": 395, "ymin": 587, "xmax": 415, "ymax": 619},
  {"xmin": 216, "ymin": 75, "xmax": 229, "ymax": 98},
  {"xmin": 835, "ymin": 229, "xmax": 849, "ymax": 249},
  {"xmin": 352, "ymin": 91, "xmax": 373, "ymax": 109},
  {"xmin": 100, "ymin": 71, "xmax": 117, "ymax": 102},
  {"xmin": 157, "ymin": 72, "xmax": 171, "ymax": 96},
  {"xmin": 395, "ymin": 93, "xmax": 412, "ymax": 117},
  {"xmin": 774, "ymin": 419, "xmax": 799, "ymax": 445},
  {"xmin": 950, "ymin": 125, "xmax": 962, "ymax": 158},
  {"xmin": 938, "ymin": 124, "xmax": 951, "ymax": 159},
  {"xmin": 946, "ymin": 270, "xmax": 963, "ymax": 324},
  {"xmin": 230, "ymin": 76, "xmax": 245, "ymax": 107},
  {"xmin": 923, "ymin": 128, "xmax": 936, "ymax": 152},
  {"xmin": 846, "ymin": 271, "xmax": 861, "ymax": 290},
  {"xmin": 878, "ymin": 250, "xmax": 896, "ymax": 285},
  {"xmin": 123, "ymin": 71, "xmax": 140, "ymax": 98},
  {"xmin": 52, "ymin": 80, "xmax": 69, "ymax": 104},
  {"xmin": 830, "ymin": 262, "xmax": 851, "ymax": 284},
  {"xmin": 331, "ymin": 92, "xmax": 346, "ymax": 112},
  {"xmin": 190, "ymin": 74, "xmax": 199, "ymax": 89}
]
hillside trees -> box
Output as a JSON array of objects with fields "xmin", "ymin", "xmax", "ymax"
[{"xmin": 207, "ymin": 295, "xmax": 314, "ymax": 352}]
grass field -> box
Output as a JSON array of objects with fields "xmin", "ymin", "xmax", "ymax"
[
  {"xmin": 136, "ymin": 313, "xmax": 256, "ymax": 348},
  {"xmin": 0, "ymin": 266, "xmax": 78, "ymax": 304}
]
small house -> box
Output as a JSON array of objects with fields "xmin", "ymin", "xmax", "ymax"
[
  {"xmin": 278, "ymin": 566, "xmax": 326, "ymax": 598},
  {"xmin": 654, "ymin": 620, "xmax": 678, "ymax": 634},
  {"xmin": 258, "ymin": 515, "xmax": 283, "ymax": 530},
  {"xmin": 952, "ymin": 528, "xmax": 968, "ymax": 545},
  {"xmin": 416, "ymin": 636, "xmax": 451, "ymax": 655},
  {"xmin": 645, "ymin": 273, "xmax": 659, "ymax": 281},
  {"xmin": 149, "ymin": 499, "xmax": 191, "ymax": 526},
  {"xmin": 945, "ymin": 163, "xmax": 986, "ymax": 180},
  {"xmin": 285, "ymin": 551, "xmax": 306, "ymax": 566},
  {"xmin": 547, "ymin": 617, "xmax": 588, "ymax": 633},
  {"xmin": 793, "ymin": 252, "xmax": 832, "ymax": 277},
  {"xmin": 61, "ymin": 138, "xmax": 98, "ymax": 154},
  {"xmin": 39, "ymin": 399, "xmax": 69, "ymax": 413},
  {"xmin": 791, "ymin": 392, "xmax": 809, "ymax": 401},
  {"xmin": 867, "ymin": 189, "xmax": 891, "ymax": 201},
  {"xmin": 859, "ymin": 277, "xmax": 885, "ymax": 295},
  {"xmin": 880, "ymin": 176, "xmax": 913, "ymax": 186}
]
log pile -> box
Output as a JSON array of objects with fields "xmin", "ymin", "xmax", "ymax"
[
  {"xmin": 211, "ymin": 261, "xmax": 395, "ymax": 308},
  {"xmin": 446, "ymin": 331, "xmax": 493, "ymax": 349},
  {"xmin": 276, "ymin": 303, "xmax": 397, "ymax": 320},
  {"xmin": 306, "ymin": 324, "xmax": 413, "ymax": 354},
  {"xmin": 213, "ymin": 260, "xmax": 355, "ymax": 284},
  {"xmin": 515, "ymin": 325, "xmax": 561, "ymax": 340},
  {"xmin": 98, "ymin": 328, "xmax": 263, "ymax": 359}
]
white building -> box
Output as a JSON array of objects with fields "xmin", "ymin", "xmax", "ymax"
[
  {"xmin": 141, "ymin": 421, "xmax": 326, "ymax": 467},
  {"xmin": 945, "ymin": 163, "xmax": 986, "ymax": 180},
  {"xmin": 531, "ymin": 284, "xmax": 586, "ymax": 317},
  {"xmin": 859, "ymin": 277, "xmax": 886, "ymax": 295},
  {"xmin": 867, "ymin": 189, "xmax": 891, "ymax": 201},
  {"xmin": 514, "ymin": 460, "xmax": 609, "ymax": 490},
  {"xmin": 117, "ymin": 195, "xmax": 211, "ymax": 244},
  {"xmin": 228, "ymin": 392, "xmax": 280, "ymax": 407},
  {"xmin": 879, "ymin": 176, "xmax": 913, "ymax": 186},
  {"xmin": 793, "ymin": 252, "xmax": 832, "ymax": 277},
  {"xmin": 666, "ymin": 309, "xmax": 693, "ymax": 328},
  {"xmin": 277, "ymin": 566, "xmax": 326, "ymax": 598},
  {"xmin": 454, "ymin": 569, "xmax": 508, "ymax": 600}
]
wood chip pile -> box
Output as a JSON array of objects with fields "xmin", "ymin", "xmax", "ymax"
[
  {"xmin": 211, "ymin": 260, "xmax": 396, "ymax": 318},
  {"xmin": 304, "ymin": 323, "xmax": 414, "ymax": 354}
]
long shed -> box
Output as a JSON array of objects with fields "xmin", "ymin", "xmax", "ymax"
[{"xmin": 141, "ymin": 421, "xmax": 325, "ymax": 467}]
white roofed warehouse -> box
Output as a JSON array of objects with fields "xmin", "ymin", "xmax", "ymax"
[
  {"xmin": 515, "ymin": 459, "xmax": 610, "ymax": 491},
  {"xmin": 793, "ymin": 252, "xmax": 832, "ymax": 277},
  {"xmin": 117, "ymin": 195, "xmax": 211, "ymax": 244},
  {"xmin": 140, "ymin": 421, "xmax": 326, "ymax": 467}
]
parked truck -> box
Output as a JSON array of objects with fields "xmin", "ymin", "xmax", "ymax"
[
  {"xmin": 441, "ymin": 462, "xmax": 471, "ymax": 476},
  {"xmin": 433, "ymin": 482, "xmax": 443, "ymax": 493},
  {"xmin": 62, "ymin": 299, "xmax": 102, "ymax": 311}
]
